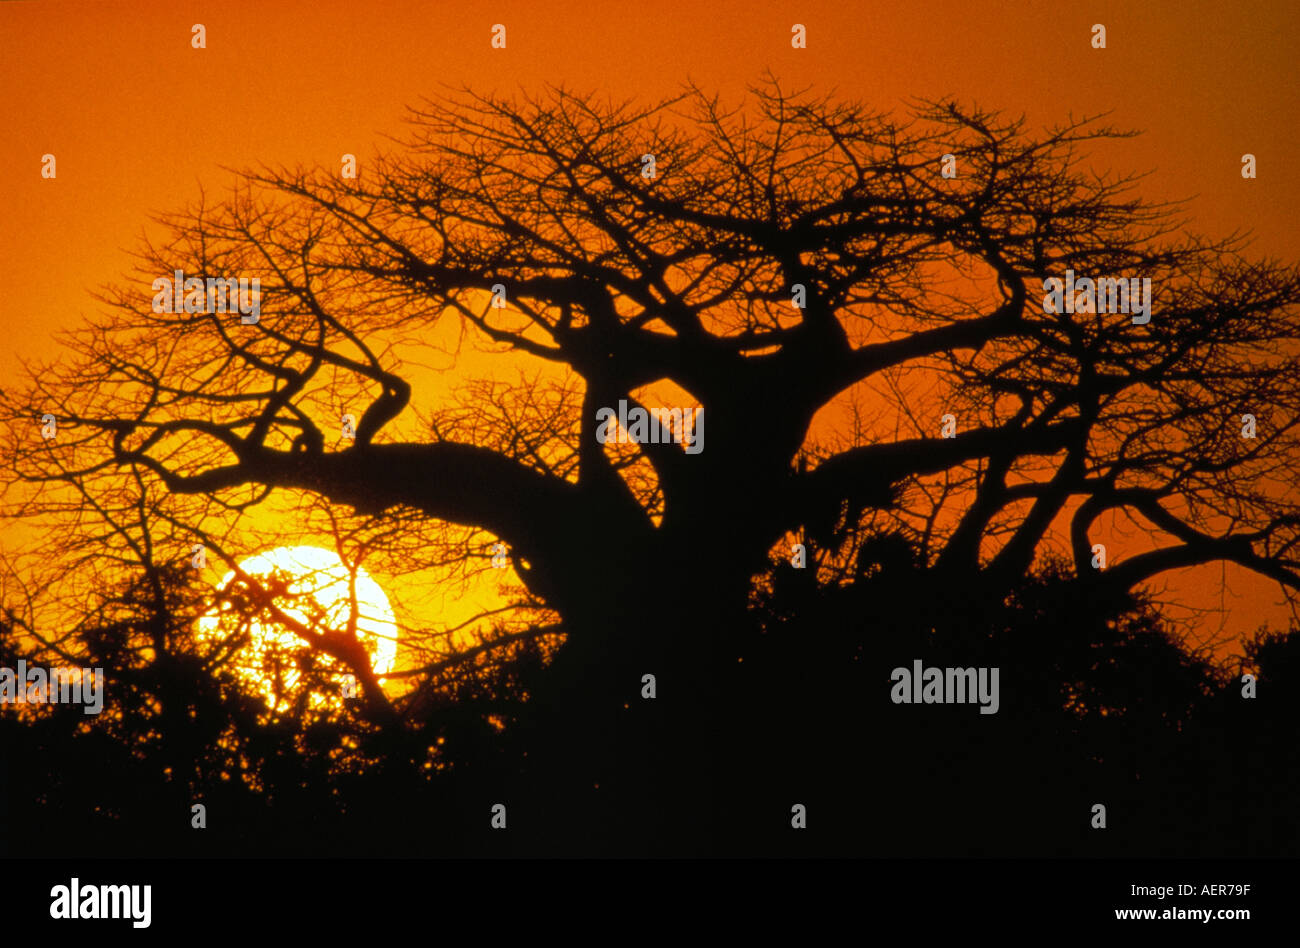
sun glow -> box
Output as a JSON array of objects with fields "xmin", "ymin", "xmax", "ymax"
[{"xmin": 196, "ymin": 545, "xmax": 398, "ymax": 711}]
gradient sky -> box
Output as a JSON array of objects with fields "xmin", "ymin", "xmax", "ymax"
[{"xmin": 2, "ymin": 0, "xmax": 1297, "ymax": 653}]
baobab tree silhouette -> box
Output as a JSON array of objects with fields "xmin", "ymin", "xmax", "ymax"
[{"xmin": 4, "ymin": 78, "xmax": 1300, "ymax": 855}]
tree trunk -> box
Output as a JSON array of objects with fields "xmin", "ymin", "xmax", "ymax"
[{"xmin": 513, "ymin": 531, "xmax": 751, "ymax": 855}]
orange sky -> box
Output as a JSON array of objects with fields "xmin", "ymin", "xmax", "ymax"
[{"xmin": 2, "ymin": 0, "xmax": 1297, "ymax": 654}]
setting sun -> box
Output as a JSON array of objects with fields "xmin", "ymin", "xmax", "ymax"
[{"xmin": 196, "ymin": 546, "xmax": 398, "ymax": 711}]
